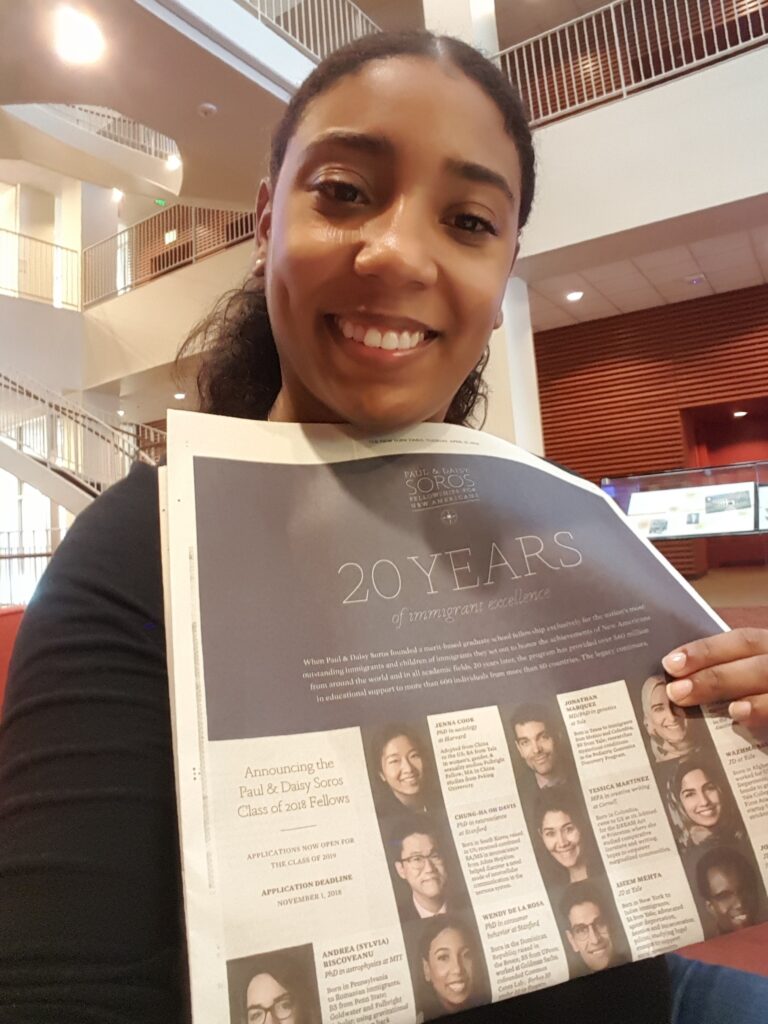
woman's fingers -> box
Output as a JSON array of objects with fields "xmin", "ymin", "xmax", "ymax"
[{"xmin": 661, "ymin": 628, "xmax": 768, "ymax": 726}]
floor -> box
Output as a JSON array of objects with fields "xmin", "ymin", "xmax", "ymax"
[{"xmin": 690, "ymin": 567, "xmax": 768, "ymax": 621}]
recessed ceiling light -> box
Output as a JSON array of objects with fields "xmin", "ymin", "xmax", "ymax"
[
  {"xmin": 116, "ymin": 408, "xmax": 125, "ymax": 417},
  {"xmin": 54, "ymin": 5, "xmax": 105, "ymax": 65},
  {"xmin": 686, "ymin": 274, "xmax": 706, "ymax": 286},
  {"xmin": 111, "ymin": 188, "xmax": 124, "ymax": 204},
  {"xmin": 174, "ymin": 392, "xmax": 186, "ymax": 400},
  {"xmin": 733, "ymin": 410, "xmax": 748, "ymax": 418},
  {"xmin": 566, "ymin": 290, "xmax": 584, "ymax": 302},
  {"xmin": 197, "ymin": 102, "xmax": 218, "ymax": 119},
  {"xmin": 165, "ymin": 154, "xmax": 182, "ymax": 172}
]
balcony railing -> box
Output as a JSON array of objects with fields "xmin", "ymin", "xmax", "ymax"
[
  {"xmin": 0, "ymin": 229, "xmax": 79, "ymax": 310},
  {"xmin": 82, "ymin": 205, "xmax": 255, "ymax": 307},
  {"xmin": 0, "ymin": 527, "xmax": 63, "ymax": 607},
  {"xmin": 0, "ymin": 368, "xmax": 166, "ymax": 496},
  {"xmin": 496, "ymin": 0, "xmax": 768, "ymax": 125},
  {"xmin": 45, "ymin": 104, "xmax": 180, "ymax": 161},
  {"xmin": 241, "ymin": 0, "xmax": 379, "ymax": 60}
]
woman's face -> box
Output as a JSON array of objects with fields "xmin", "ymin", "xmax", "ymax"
[
  {"xmin": 646, "ymin": 681, "xmax": 688, "ymax": 747},
  {"xmin": 260, "ymin": 56, "xmax": 522, "ymax": 430},
  {"xmin": 379, "ymin": 734, "xmax": 423, "ymax": 804},
  {"xmin": 540, "ymin": 810, "xmax": 583, "ymax": 869},
  {"xmin": 245, "ymin": 973, "xmax": 297, "ymax": 1024},
  {"xmin": 423, "ymin": 926, "xmax": 476, "ymax": 1010},
  {"xmin": 679, "ymin": 768, "xmax": 722, "ymax": 829}
]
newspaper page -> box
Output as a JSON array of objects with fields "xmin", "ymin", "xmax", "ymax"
[{"xmin": 163, "ymin": 410, "xmax": 768, "ymax": 1024}]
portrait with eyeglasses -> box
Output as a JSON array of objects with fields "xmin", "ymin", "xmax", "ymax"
[
  {"xmin": 227, "ymin": 946, "xmax": 320, "ymax": 1024},
  {"xmin": 386, "ymin": 814, "xmax": 467, "ymax": 923},
  {"xmin": 559, "ymin": 881, "xmax": 629, "ymax": 977}
]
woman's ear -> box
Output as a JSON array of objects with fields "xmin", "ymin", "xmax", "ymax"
[
  {"xmin": 254, "ymin": 178, "xmax": 273, "ymax": 266},
  {"xmin": 493, "ymin": 309, "xmax": 504, "ymax": 331}
]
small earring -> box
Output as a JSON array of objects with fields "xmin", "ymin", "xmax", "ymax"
[{"xmin": 252, "ymin": 255, "xmax": 266, "ymax": 277}]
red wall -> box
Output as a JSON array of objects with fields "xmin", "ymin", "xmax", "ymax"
[{"xmin": 534, "ymin": 283, "xmax": 768, "ymax": 575}]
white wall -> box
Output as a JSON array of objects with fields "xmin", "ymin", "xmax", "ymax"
[
  {"xmin": 520, "ymin": 46, "xmax": 768, "ymax": 264},
  {"xmin": 82, "ymin": 239, "xmax": 252, "ymax": 388},
  {"xmin": 18, "ymin": 185, "xmax": 54, "ymax": 242},
  {"xmin": 0, "ymin": 294, "xmax": 85, "ymax": 391}
]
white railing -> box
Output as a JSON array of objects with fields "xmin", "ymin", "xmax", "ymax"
[
  {"xmin": 0, "ymin": 229, "xmax": 79, "ymax": 310},
  {"xmin": 45, "ymin": 104, "xmax": 181, "ymax": 161},
  {"xmin": 83, "ymin": 204, "xmax": 255, "ymax": 307},
  {"xmin": 241, "ymin": 0, "xmax": 379, "ymax": 60},
  {"xmin": 0, "ymin": 368, "xmax": 166, "ymax": 497},
  {"xmin": 497, "ymin": 0, "xmax": 768, "ymax": 125},
  {"xmin": 0, "ymin": 528, "xmax": 63, "ymax": 607}
]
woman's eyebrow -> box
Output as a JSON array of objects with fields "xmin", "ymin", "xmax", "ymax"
[
  {"xmin": 304, "ymin": 129, "xmax": 393, "ymax": 159},
  {"xmin": 444, "ymin": 157, "xmax": 516, "ymax": 204}
]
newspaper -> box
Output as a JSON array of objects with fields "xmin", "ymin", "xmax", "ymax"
[{"xmin": 162, "ymin": 410, "xmax": 768, "ymax": 1024}]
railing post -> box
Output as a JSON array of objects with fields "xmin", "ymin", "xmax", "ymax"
[
  {"xmin": 192, "ymin": 205, "xmax": 197, "ymax": 263},
  {"xmin": 610, "ymin": 1, "xmax": 628, "ymax": 98}
]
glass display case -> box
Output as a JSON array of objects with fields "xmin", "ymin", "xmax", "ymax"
[{"xmin": 601, "ymin": 462, "xmax": 768, "ymax": 541}]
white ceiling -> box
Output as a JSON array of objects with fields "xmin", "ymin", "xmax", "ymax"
[{"xmin": 526, "ymin": 225, "xmax": 768, "ymax": 329}]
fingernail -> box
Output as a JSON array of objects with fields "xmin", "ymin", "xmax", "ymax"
[
  {"xmin": 662, "ymin": 651, "xmax": 687, "ymax": 673},
  {"xmin": 667, "ymin": 680, "xmax": 693, "ymax": 702},
  {"xmin": 729, "ymin": 701, "xmax": 752, "ymax": 722}
]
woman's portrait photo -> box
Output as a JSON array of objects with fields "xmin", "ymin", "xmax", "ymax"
[
  {"xmin": 534, "ymin": 788, "xmax": 603, "ymax": 888},
  {"xmin": 640, "ymin": 673, "xmax": 700, "ymax": 763},
  {"xmin": 667, "ymin": 756, "xmax": 744, "ymax": 850},
  {"xmin": 366, "ymin": 722, "xmax": 442, "ymax": 817},
  {"xmin": 226, "ymin": 946, "xmax": 321, "ymax": 1024},
  {"xmin": 415, "ymin": 914, "xmax": 489, "ymax": 1020}
]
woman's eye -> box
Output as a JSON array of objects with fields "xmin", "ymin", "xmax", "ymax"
[
  {"xmin": 450, "ymin": 212, "xmax": 497, "ymax": 236},
  {"xmin": 313, "ymin": 180, "xmax": 366, "ymax": 205}
]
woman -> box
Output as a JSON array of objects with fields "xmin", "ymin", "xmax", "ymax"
[
  {"xmin": 239, "ymin": 961, "xmax": 317, "ymax": 1024},
  {"xmin": 1, "ymin": 27, "xmax": 767, "ymax": 1024},
  {"xmin": 641, "ymin": 673, "xmax": 697, "ymax": 762},
  {"xmin": 669, "ymin": 756, "xmax": 743, "ymax": 849},
  {"xmin": 418, "ymin": 915, "xmax": 487, "ymax": 1019},
  {"xmin": 536, "ymin": 788, "xmax": 602, "ymax": 886},
  {"xmin": 372, "ymin": 723, "xmax": 438, "ymax": 814}
]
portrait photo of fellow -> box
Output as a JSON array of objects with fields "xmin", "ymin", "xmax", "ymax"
[
  {"xmin": 665, "ymin": 755, "xmax": 745, "ymax": 851},
  {"xmin": 638, "ymin": 673, "xmax": 707, "ymax": 764},
  {"xmin": 533, "ymin": 786, "xmax": 604, "ymax": 890},
  {"xmin": 695, "ymin": 845, "xmax": 766, "ymax": 936},
  {"xmin": 409, "ymin": 912, "xmax": 490, "ymax": 1021},
  {"xmin": 504, "ymin": 700, "xmax": 578, "ymax": 807},
  {"xmin": 226, "ymin": 945, "xmax": 321, "ymax": 1024},
  {"xmin": 559, "ymin": 880, "xmax": 629, "ymax": 978},
  {"xmin": 384, "ymin": 814, "xmax": 468, "ymax": 923},
  {"xmin": 364, "ymin": 721, "xmax": 444, "ymax": 819}
]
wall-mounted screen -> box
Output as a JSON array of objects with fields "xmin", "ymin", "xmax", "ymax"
[{"xmin": 626, "ymin": 482, "xmax": 756, "ymax": 539}]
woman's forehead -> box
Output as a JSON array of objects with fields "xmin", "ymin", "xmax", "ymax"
[{"xmin": 289, "ymin": 56, "xmax": 519, "ymax": 175}]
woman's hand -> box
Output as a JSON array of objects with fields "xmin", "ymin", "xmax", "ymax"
[{"xmin": 663, "ymin": 628, "xmax": 768, "ymax": 727}]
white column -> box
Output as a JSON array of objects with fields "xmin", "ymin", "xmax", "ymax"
[
  {"xmin": 421, "ymin": 0, "xmax": 499, "ymax": 52},
  {"xmin": 502, "ymin": 278, "xmax": 544, "ymax": 454}
]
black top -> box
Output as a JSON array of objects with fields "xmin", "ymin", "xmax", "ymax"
[{"xmin": 0, "ymin": 464, "xmax": 671, "ymax": 1024}]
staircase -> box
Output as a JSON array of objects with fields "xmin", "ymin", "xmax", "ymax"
[{"xmin": 0, "ymin": 367, "xmax": 166, "ymax": 515}]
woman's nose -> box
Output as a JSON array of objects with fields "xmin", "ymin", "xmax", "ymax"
[{"xmin": 354, "ymin": 198, "xmax": 437, "ymax": 288}]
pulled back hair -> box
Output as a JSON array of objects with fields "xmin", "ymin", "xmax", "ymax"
[{"xmin": 178, "ymin": 30, "xmax": 536, "ymax": 425}]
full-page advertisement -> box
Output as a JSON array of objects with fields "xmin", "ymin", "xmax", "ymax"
[{"xmin": 163, "ymin": 411, "xmax": 768, "ymax": 1024}]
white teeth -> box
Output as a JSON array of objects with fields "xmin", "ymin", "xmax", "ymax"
[{"xmin": 336, "ymin": 317, "xmax": 428, "ymax": 352}]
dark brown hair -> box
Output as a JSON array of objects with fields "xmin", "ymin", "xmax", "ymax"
[{"xmin": 178, "ymin": 30, "xmax": 536, "ymax": 425}]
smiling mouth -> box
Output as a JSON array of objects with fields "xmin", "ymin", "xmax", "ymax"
[{"xmin": 332, "ymin": 315, "xmax": 438, "ymax": 352}]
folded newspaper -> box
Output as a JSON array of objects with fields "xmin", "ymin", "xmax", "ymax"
[{"xmin": 162, "ymin": 410, "xmax": 768, "ymax": 1024}]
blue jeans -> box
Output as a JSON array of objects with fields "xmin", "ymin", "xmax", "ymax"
[{"xmin": 668, "ymin": 954, "xmax": 768, "ymax": 1024}]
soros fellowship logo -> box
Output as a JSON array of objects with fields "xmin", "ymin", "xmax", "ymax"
[{"xmin": 404, "ymin": 466, "xmax": 479, "ymax": 512}]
